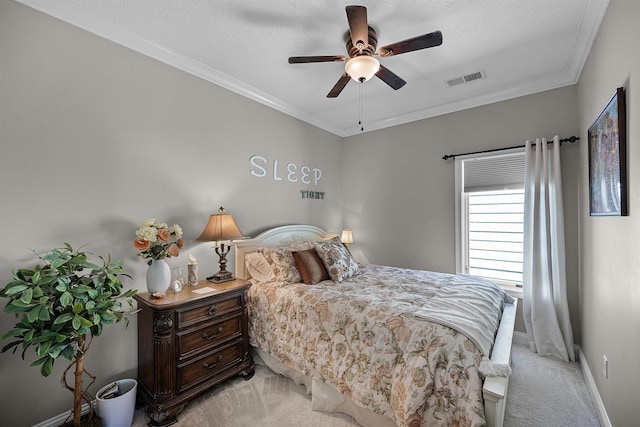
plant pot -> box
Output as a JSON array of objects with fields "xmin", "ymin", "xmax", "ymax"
[
  {"xmin": 146, "ymin": 259, "xmax": 171, "ymax": 294},
  {"xmin": 96, "ymin": 379, "xmax": 137, "ymax": 427}
]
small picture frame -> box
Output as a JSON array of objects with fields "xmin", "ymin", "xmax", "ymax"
[{"xmin": 588, "ymin": 87, "xmax": 627, "ymax": 216}]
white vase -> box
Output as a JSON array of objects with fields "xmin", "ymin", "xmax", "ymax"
[{"xmin": 146, "ymin": 259, "xmax": 171, "ymax": 294}]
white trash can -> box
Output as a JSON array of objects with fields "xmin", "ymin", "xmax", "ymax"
[{"xmin": 96, "ymin": 379, "xmax": 137, "ymax": 427}]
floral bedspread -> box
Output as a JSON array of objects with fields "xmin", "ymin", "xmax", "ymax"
[{"xmin": 247, "ymin": 264, "xmax": 509, "ymax": 427}]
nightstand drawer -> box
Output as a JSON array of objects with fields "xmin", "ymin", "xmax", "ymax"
[
  {"xmin": 178, "ymin": 315, "xmax": 241, "ymax": 359},
  {"xmin": 177, "ymin": 295, "xmax": 242, "ymax": 328},
  {"xmin": 177, "ymin": 340, "xmax": 243, "ymax": 392}
]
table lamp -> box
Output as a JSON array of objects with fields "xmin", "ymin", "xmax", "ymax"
[
  {"xmin": 341, "ymin": 229, "xmax": 354, "ymax": 248},
  {"xmin": 195, "ymin": 207, "xmax": 244, "ymax": 283}
]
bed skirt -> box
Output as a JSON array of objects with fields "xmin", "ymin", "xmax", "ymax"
[{"xmin": 252, "ymin": 347, "xmax": 395, "ymax": 427}]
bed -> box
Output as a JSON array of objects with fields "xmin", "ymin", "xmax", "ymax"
[{"xmin": 234, "ymin": 225, "xmax": 516, "ymax": 427}]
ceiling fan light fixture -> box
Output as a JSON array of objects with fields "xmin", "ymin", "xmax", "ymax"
[
  {"xmin": 290, "ymin": 6, "xmax": 441, "ymax": 98},
  {"xmin": 345, "ymin": 56, "xmax": 380, "ymax": 82}
]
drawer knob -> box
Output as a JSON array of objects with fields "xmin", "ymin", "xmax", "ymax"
[
  {"xmin": 207, "ymin": 305, "xmax": 218, "ymax": 316},
  {"xmin": 202, "ymin": 326, "xmax": 223, "ymax": 340},
  {"xmin": 202, "ymin": 354, "xmax": 224, "ymax": 369}
]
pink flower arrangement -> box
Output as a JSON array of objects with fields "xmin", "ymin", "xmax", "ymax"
[{"xmin": 134, "ymin": 219, "xmax": 184, "ymax": 265}]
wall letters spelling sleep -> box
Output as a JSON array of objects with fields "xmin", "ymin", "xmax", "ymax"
[{"xmin": 249, "ymin": 155, "xmax": 325, "ymax": 200}]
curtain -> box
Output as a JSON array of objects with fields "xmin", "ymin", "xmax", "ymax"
[{"xmin": 523, "ymin": 136, "xmax": 575, "ymax": 362}]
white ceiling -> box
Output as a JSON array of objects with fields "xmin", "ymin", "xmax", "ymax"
[{"xmin": 17, "ymin": 0, "xmax": 609, "ymax": 137}]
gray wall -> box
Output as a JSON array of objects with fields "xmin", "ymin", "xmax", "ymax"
[
  {"xmin": 342, "ymin": 85, "xmax": 581, "ymax": 339},
  {"xmin": 4, "ymin": 0, "xmax": 632, "ymax": 425},
  {"xmin": 577, "ymin": 1, "xmax": 640, "ymax": 426},
  {"xmin": 0, "ymin": 2, "xmax": 342, "ymax": 425}
]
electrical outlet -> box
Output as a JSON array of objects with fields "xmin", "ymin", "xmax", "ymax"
[{"xmin": 603, "ymin": 355, "xmax": 608, "ymax": 379}]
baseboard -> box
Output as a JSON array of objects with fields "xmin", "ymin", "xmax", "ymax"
[
  {"xmin": 32, "ymin": 401, "xmax": 96, "ymax": 427},
  {"xmin": 577, "ymin": 346, "xmax": 612, "ymax": 427},
  {"xmin": 512, "ymin": 331, "xmax": 528, "ymax": 346}
]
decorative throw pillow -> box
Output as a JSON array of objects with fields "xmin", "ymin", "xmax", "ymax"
[
  {"xmin": 292, "ymin": 249, "xmax": 330, "ymax": 285},
  {"xmin": 245, "ymin": 252, "xmax": 276, "ymax": 283},
  {"xmin": 257, "ymin": 247, "xmax": 302, "ymax": 283},
  {"xmin": 314, "ymin": 237, "xmax": 360, "ymax": 283}
]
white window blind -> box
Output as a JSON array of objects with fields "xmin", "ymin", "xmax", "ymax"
[
  {"xmin": 463, "ymin": 151, "xmax": 526, "ymax": 192},
  {"xmin": 456, "ymin": 149, "xmax": 526, "ymax": 286}
]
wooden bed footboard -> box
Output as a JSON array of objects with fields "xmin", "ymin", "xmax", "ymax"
[{"xmin": 483, "ymin": 298, "xmax": 517, "ymax": 427}]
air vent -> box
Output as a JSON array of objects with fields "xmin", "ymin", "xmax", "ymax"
[
  {"xmin": 445, "ymin": 69, "xmax": 486, "ymax": 87},
  {"xmin": 464, "ymin": 71, "xmax": 483, "ymax": 82}
]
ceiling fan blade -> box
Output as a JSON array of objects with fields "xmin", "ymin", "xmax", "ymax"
[
  {"xmin": 375, "ymin": 65, "xmax": 406, "ymax": 90},
  {"xmin": 327, "ymin": 73, "xmax": 351, "ymax": 98},
  {"xmin": 346, "ymin": 5, "xmax": 369, "ymax": 50},
  {"xmin": 289, "ymin": 55, "xmax": 346, "ymax": 64},
  {"xmin": 379, "ymin": 30, "xmax": 443, "ymax": 57}
]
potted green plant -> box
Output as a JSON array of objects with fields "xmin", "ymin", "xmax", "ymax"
[{"xmin": 0, "ymin": 244, "xmax": 137, "ymax": 427}]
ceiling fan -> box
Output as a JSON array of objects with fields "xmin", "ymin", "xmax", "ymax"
[{"xmin": 288, "ymin": 5, "xmax": 443, "ymax": 98}]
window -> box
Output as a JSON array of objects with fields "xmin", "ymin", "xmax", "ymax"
[
  {"xmin": 455, "ymin": 149, "xmax": 525, "ymax": 290},
  {"xmin": 467, "ymin": 189, "xmax": 524, "ymax": 283}
]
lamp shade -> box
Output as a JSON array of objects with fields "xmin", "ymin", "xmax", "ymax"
[
  {"xmin": 345, "ymin": 56, "xmax": 380, "ymax": 82},
  {"xmin": 195, "ymin": 208, "xmax": 244, "ymax": 242},
  {"xmin": 341, "ymin": 229, "xmax": 354, "ymax": 245}
]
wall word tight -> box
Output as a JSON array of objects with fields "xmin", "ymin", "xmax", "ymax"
[
  {"xmin": 249, "ymin": 155, "xmax": 322, "ymax": 185},
  {"xmin": 300, "ymin": 190, "xmax": 325, "ymax": 199}
]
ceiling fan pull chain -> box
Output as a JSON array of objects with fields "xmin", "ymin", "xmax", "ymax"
[{"xmin": 359, "ymin": 81, "xmax": 364, "ymax": 132}]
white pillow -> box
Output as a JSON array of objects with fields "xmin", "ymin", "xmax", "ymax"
[
  {"xmin": 287, "ymin": 240, "xmax": 315, "ymax": 251},
  {"xmin": 245, "ymin": 252, "xmax": 276, "ymax": 282}
]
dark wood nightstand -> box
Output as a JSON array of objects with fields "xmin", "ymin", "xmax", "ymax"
[{"xmin": 134, "ymin": 279, "xmax": 254, "ymax": 426}]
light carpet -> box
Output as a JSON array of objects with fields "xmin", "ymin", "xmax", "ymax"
[
  {"xmin": 130, "ymin": 344, "xmax": 600, "ymax": 427},
  {"xmin": 504, "ymin": 344, "xmax": 600, "ymax": 427}
]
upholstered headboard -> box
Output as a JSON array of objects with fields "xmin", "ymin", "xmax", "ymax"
[{"xmin": 234, "ymin": 225, "xmax": 337, "ymax": 280}]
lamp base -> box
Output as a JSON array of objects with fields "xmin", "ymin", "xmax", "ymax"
[{"xmin": 206, "ymin": 270, "xmax": 234, "ymax": 283}]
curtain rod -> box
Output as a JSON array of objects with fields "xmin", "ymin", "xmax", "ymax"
[{"xmin": 442, "ymin": 135, "xmax": 580, "ymax": 160}]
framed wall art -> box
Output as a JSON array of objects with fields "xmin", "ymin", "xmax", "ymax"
[{"xmin": 588, "ymin": 87, "xmax": 627, "ymax": 216}]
